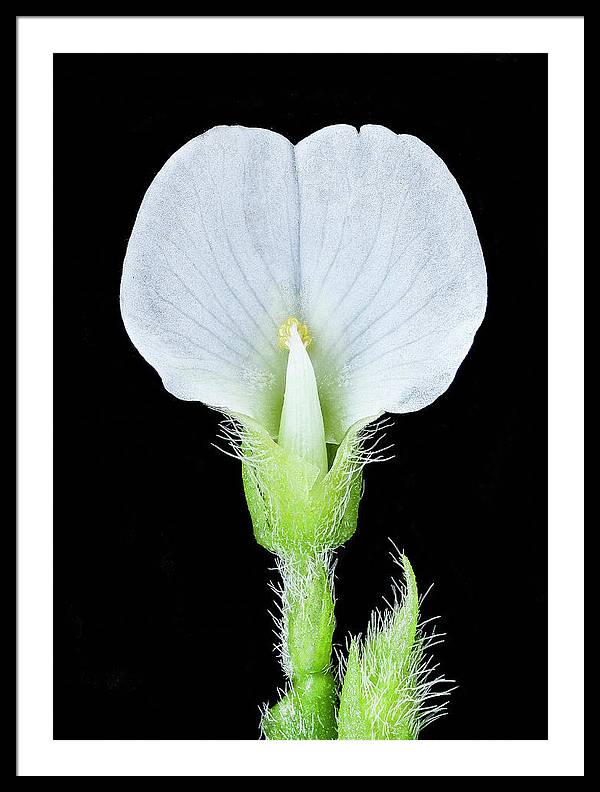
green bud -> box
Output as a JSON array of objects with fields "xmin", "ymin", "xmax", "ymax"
[{"xmin": 338, "ymin": 554, "xmax": 450, "ymax": 740}]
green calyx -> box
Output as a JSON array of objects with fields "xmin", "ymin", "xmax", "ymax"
[{"xmin": 240, "ymin": 417, "xmax": 366, "ymax": 557}]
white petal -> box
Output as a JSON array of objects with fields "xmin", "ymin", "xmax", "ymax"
[
  {"xmin": 120, "ymin": 125, "xmax": 300, "ymax": 436},
  {"xmin": 295, "ymin": 125, "xmax": 487, "ymax": 442},
  {"xmin": 278, "ymin": 324, "xmax": 328, "ymax": 477}
]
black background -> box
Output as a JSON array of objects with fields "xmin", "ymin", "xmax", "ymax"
[{"xmin": 54, "ymin": 54, "xmax": 547, "ymax": 740}]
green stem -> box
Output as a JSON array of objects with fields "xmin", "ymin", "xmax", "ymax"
[{"xmin": 262, "ymin": 551, "xmax": 338, "ymax": 740}]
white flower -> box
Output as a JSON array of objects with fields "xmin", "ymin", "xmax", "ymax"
[{"xmin": 120, "ymin": 124, "xmax": 487, "ymax": 457}]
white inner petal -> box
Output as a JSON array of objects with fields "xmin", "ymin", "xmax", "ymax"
[{"xmin": 277, "ymin": 322, "xmax": 328, "ymax": 477}]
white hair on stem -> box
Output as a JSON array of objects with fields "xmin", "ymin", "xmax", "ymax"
[{"xmin": 266, "ymin": 551, "xmax": 337, "ymax": 681}]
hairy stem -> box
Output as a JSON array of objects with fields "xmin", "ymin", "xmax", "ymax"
[{"xmin": 262, "ymin": 551, "xmax": 338, "ymax": 740}]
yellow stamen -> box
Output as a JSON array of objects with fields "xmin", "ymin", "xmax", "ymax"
[{"xmin": 278, "ymin": 316, "xmax": 312, "ymax": 350}]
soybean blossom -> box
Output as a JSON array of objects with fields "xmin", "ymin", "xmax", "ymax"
[{"xmin": 120, "ymin": 124, "xmax": 487, "ymax": 739}]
